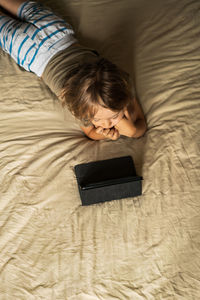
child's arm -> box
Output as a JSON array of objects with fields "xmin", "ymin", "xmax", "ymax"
[
  {"xmin": 115, "ymin": 97, "xmax": 147, "ymax": 138},
  {"xmin": 81, "ymin": 125, "xmax": 120, "ymax": 141}
]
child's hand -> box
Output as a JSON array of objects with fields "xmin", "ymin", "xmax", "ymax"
[
  {"xmin": 95, "ymin": 126, "xmax": 120, "ymax": 140},
  {"xmin": 114, "ymin": 116, "xmax": 136, "ymax": 137}
]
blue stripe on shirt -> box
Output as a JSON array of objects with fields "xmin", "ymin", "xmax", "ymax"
[
  {"xmin": 3, "ymin": 27, "xmax": 13, "ymax": 49},
  {"xmin": 28, "ymin": 7, "xmax": 45, "ymax": 19},
  {"xmin": 28, "ymin": 27, "xmax": 67, "ymax": 70},
  {"xmin": 18, "ymin": 2, "xmax": 43, "ymax": 19},
  {"xmin": 0, "ymin": 19, "xmax": 10, "ymax": 33},
  {"xmin": 4, "ymin": 20, "xmax": 17, "ymax": 49},
  {"xmin": 24, "ymin": 14, "xmax": 54, "ymax": 33},
  {"xmin": 9, "ymin": 23, "xmax": 23, "ymax": 55},
  {"xmin": 23, "ymin": 13, "xmax": 55, "ymax": 34},
  {"xmin": 33, "ymin": 13, "xmax": 54, "ymax": 24},
  {"xmin": 17, "ymin": 35, "xmax": 29, "ymax": 65},
  {"xmin": 48, "ymin": 38, "xmax": 63, "ymax": 51},
  {"xmin": 0, "ymin": 20, "xmax": 11, "ymax": 49},
  {"xmin": 31, "ymin": 20, "xmax": 66, "ymax": 40},
  {"xmin": 24, "ymin": 23, "xmax": 32, "ymax": 34},
  {"xmin": 18, "ymin": 1, "xmax": 29, "ymax": 18},
  {"xmin": 21, "ymin": 42, "xmax": 36, "ymax": 66},
  {"xmin": 3, "ymin": 22, "xmax": 13, "ymax": 48}
]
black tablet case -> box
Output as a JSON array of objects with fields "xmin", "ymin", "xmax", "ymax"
[{"xmin": 74, "ymin": 156, "xmax": 143, "ymax": 206}]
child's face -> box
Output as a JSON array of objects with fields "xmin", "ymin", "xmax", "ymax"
[{"xmin": 91, "ymin": 106, "xmax": 124, "ymax": 129}]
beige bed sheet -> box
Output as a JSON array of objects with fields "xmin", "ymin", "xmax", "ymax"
[{"xmin": 0, "ymin": 0, "xmax": 200, "ymax": 299}]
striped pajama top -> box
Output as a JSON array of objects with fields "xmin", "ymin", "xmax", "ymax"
[{"xmin": 0, "ymin": 1, "xmax": 77, "ymax": 76}]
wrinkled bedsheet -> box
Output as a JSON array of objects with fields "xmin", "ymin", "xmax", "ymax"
[{"xmin": 0, "ymin": 0, "xmax": 200, "ymax": 299}]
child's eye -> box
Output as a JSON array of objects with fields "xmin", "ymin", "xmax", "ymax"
[
  {"xmin": 93, "ymin": 119, "xmax": 100, "ymax": 122},
  {"xmin": 112, "ymin": 114, "xmax": 119, "ymax": 119}
]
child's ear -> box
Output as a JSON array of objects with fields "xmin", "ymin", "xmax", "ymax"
[{"xmin": 124, "ymin": 109, "xmax": 130, "ymax": 119}]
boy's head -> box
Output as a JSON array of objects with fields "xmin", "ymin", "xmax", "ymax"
[{"xmin": 60, "ymin": 57, "xmax": 133, "ymax": 127}]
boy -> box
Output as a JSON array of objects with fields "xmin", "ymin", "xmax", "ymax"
[{"xmin": 0, "ymin": 0, "xmax": 147, "ymax": 140}]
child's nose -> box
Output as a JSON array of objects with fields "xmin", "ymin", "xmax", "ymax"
[{"xmin": 103, "ymin": 119, "xmax": 112, "ymax": 128}]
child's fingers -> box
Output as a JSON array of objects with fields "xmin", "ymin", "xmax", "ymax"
[
  {"xmin": 95, "ymin": 127, "xmax": 119, "ymax": 140},
  {"xmin": 102, "ymin": 129, "xmax": 110, "ymax": 136},
  {"xmin": 107, "ymin": 128, "xmax": 115, "ymax": 138},
  {"xmin": 95, "ymin": 126, "xmax": 103, "ymax": 134},
  {"xmin": 108, "ymin": 128, "xmax": 119, "ymax": 140},
  {"xmin": 112, "ymin": 129, "xmax": 120, "ymax": 140}
]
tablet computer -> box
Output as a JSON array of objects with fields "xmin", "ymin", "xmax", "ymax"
[{"xmin": 74, "ymin": 156, "xmax": 143, "ymax": 206}]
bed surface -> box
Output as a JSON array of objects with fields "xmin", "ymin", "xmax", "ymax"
[{"xmin": 0, "ymin": 0, "xmax": 200, "ymax": 299}]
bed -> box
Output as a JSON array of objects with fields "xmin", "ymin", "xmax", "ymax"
[{"xmin": 0, "ymin": 0, "xmax": 200, "ymax": 299}]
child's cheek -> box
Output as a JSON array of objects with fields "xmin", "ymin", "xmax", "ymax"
[
  {"xmin": 112, "ymin": 119, "xmax": 120, "ymax": 127},
  {"xmin": 92, "ymin": 121, "xmax": 101, "ymax": 128},
  {"xmin": 113, "ymin": 114, "xmax": 124, "ymax": 126}
]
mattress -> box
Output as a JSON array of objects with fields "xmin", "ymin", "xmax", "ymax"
[{"xmin": 0, "ymin": 0, "xmax": 200, "ymax": 299}]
